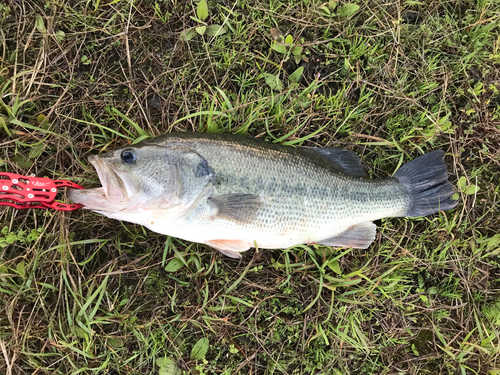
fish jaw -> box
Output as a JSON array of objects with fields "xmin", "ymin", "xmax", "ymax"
[
  {"xmin": 68, "ymin": 187, "xmax": 115, "ymax": 212},
  {"xmin": 68, "ymin": 183, "xmax": 134, "ymax": 214},
  {"xmin": 89, "ymin": 155, "xmax": 129, "ymax": 203},
  {"xmin": 68, "ymin": 155, "xmax": 133, "ymax": 214}
]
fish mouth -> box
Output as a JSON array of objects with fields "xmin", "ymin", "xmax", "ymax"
[
  {"xmin": 89, "ymin": 155, "xmax": 129, "ymax": 201},
  {"xmin": 68, "ymin": 155, "xmax": 133, "ymax": 212}
]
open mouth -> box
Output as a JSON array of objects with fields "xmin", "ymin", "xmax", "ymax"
[
  {"xmin": 67, "ymin": 155, "xmax": 130, "ymax": 211},
  {"xmin": 88, "ymin": 155, "xmax": 129, "ymax": 202}
]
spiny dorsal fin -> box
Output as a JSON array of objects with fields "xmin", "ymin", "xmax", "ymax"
[
  {"xmin": 208, "ymin": 194, "xmax": 263, "ymax": 224},
  {"xmin": 306, "ymin": 148, "xmax": 365, "ymax": 177}
]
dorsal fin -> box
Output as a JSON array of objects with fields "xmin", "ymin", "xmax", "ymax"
[{"xmin": 306, "ymin": 148, "xmax": 365, "ymax": 177}]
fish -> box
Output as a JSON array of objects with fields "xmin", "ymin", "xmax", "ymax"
[{"xmin": 68, "ymin": 132, "xmax": 458, "ymax": 259}]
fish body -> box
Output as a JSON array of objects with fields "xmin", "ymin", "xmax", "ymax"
[{"xmin": 69, "ymin": 133, "xmax": 457, "ymax": 258}]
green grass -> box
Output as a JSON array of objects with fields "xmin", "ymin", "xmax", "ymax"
[{"xmin": 1, "ymin": 0, "xmax": 500, "ymax": 374}]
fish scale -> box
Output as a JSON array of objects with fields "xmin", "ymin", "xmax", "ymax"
[
  {"xmin": 182, "ymin": 138, "xmax": 402, "ymax": 238},
  {"xmin": 68, "ymin": 132, "xmax": 457, "ymax": 258}
]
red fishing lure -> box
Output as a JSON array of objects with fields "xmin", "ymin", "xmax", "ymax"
[{"xmin": 0, "ymin": 172, "xmax": 83, "ymax": 211}]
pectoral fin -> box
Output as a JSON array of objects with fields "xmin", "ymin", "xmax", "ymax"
[
  {"xmin": 208, "ymin": 194, "xmax": 263, "ymax": 224},
  {"xmin": 206, "ymin": 239, "xmax": 250, "ymax": 258},
  {"xmin": 319, "ymin": 222, "xmax": 377, "ymax": 249}
]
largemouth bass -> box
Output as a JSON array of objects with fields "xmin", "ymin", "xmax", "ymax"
[{"xmin": 69, "ymin": 132, "xmax": 457, "ymax": 258}]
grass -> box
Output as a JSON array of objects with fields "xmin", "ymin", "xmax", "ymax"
[{"xmin": 0, "ymin": 0, "xmax": 500, "ymax": 373}]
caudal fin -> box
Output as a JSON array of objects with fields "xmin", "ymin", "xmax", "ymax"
[{"xmin": 394, "ymin": 150, "xmax": 458, "ymax": 217}]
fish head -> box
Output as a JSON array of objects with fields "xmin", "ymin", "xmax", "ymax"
[{"xmin": 68, "ymin": 145, "xmax": 183, "ymax": 214}]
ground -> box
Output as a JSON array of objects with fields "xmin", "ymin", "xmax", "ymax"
[{"xmin": 0, "ymin": 0, "xmax": 499, "ymax": 374}]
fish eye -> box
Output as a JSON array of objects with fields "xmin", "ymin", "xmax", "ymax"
[{"xmin": 121, "ymin": 149, "xmax": 137, "ymax": 164}]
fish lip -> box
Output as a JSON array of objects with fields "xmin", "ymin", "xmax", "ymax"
[
  {"xmin": 88, "ymin": 154, "xmax": 128, "ymax": 201},
  {"xmin": 67, "ymin": 186, "xmax": 107, "ymax": 210}
]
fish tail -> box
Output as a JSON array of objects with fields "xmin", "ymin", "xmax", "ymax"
[{"xmin": 394, "ymin": 150, "xmax": 458, "ymax": 217}]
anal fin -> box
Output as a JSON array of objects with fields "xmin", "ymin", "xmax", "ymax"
[
  {"xmin": 206, "ymin": 239, "xmax": 250, "ymax": 259},
  {"xmin": 319, "ymin": 222, "xmax": 377, "ymax": 249}
]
